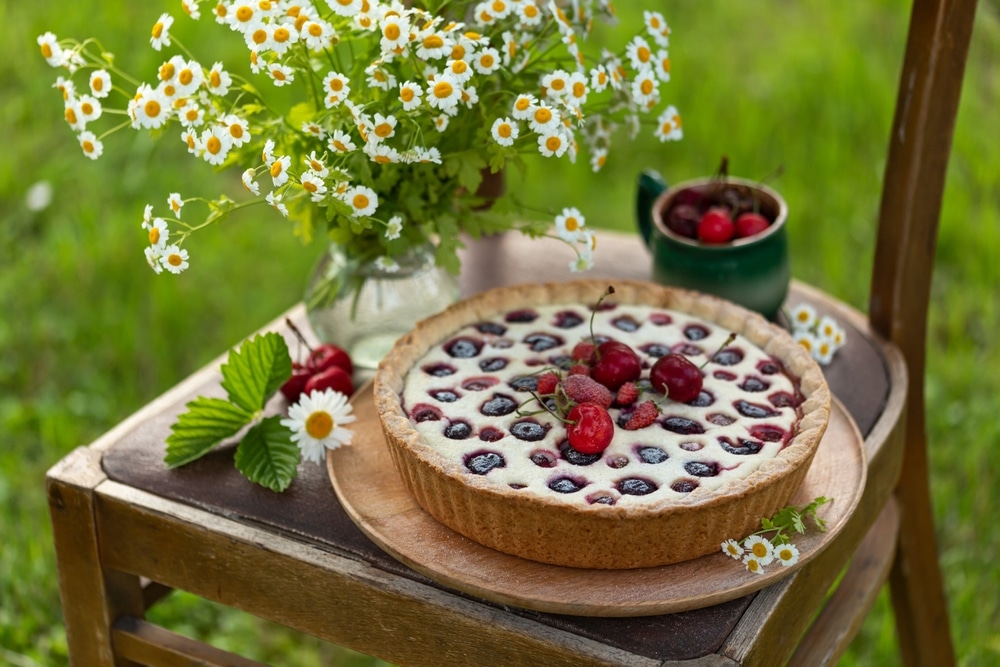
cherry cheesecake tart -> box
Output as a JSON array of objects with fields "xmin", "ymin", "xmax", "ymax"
[{"xmin": 373, "ymin": 280, "xmax": 830, "ymax": 569}]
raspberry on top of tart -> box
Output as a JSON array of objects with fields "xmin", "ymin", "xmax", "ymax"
[{"xmin": 374, "ymin": 280, "xmax": 830, "ymax": 569}]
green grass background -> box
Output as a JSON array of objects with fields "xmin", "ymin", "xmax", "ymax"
[{"xmin": 2, "ymin": 1, "xmax": 999, "ymax": 665}]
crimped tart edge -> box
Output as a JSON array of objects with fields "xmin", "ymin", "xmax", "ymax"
[{"xmin": 373, "ymin": 279, "xmax": 830, "ymax": 568}]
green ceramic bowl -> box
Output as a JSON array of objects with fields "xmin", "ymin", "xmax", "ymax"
[{"xmin": 636, "ymin": 170, "xmax": 790, "ymax": 321}]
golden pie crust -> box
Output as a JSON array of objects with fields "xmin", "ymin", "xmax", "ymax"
[{"xmin": 373, "ymin": 279, "xmax": 830, "ymax": 569}]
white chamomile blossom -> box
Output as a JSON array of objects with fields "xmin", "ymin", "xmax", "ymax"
[
  {"xmin": 261, "ymin": 138, "xmax": 276, "ymax": 164},
  {"xmin": 302, "ymin": 19, "xmax": 337, "ymax": 51},
  {"xmin": 178, "ymin": 100, "xmax": 205, "ymax": 127},
  {"xmin": 743, "ymin": 535, "xmax": 775, "ymax": 566},
  {"xmin": 379, "ymin": 13, "xmax": 411, "ymax": 53},
  {"xmin": 150, "ymin": 13, "xmax": 175, "ymax": 51},
  {"xmin": 569, "ymin": 231, "xmax": 596, "ymax": 273},
  {"xmin": 199, "ymin": 125, "xmax": 232, "ymax": 165},
  {"xmin": 625, "ymin": 35, "xmax": 654, "ymax": 71},
  {"xmin": 37, "ymin": 32, "xmax": 63, "ymax": 67},
  {"xmin": 300, "ymin": 172, "xmax": 328, "ymax": 201},
  {"xmin": 813, "ymin": 337, "xmax": 835, "ymax": 365},
  {"xmin": 206, "ymin": 62, "xmax": 233, "ymax": 95},
  {"xmin": 374, "ymin": 256, "xmax": 400, "ymax": 273},
  {"xmin": 643, "ymin": 10, "xmax": 671, "ymax": 47},
  {"xmin": 147, "ymin": 218, "xmax": 169, "ymax": 249},
  {"xmin": 721, "ymin": 539, "xmax": 744, "ymax": 560},
  {"xmin": 229, "ymin": 2, "xmax": 262, "ymax": 32},
  {"xmin": 541, "ymin": 69, "xmax": 571, "ymax": 99},
  {"xmin": 472, "ymin": 47, "xmax": 501, "ymax": 75},
  {"xmin": 222, "ymin": 113, "xmax": 251, "ymax": 147},
  {"xmin": 426, "ymin": 73, "xmax": 461, "ymax": 113},
  {"xmin": 366, "ymin": 142, "xmax": 402, "ymax": 165},
  {"xmin": 589, "ymin": 64, "xmax": 610, "ymax": 92},
  {"xmin": 242, "ymin": 168, "xmax": 260, "ymax": 195},
  {"xmin": 774, "ymin": 542, "xmax": 800, "ymax": 567},
  {"xmin": 268, "ymin": 154, "xmax": 292, "ymax": 186},
  {"xmin": 322, "ymin": 71, "xmax": 351, "ymax": 107},
  {"xmin": 268, "ymin": 63, "xmax": 296, "ymax": 86},
  {"xmin": 653, "ymin": 49, "xmax": 672, "ymax": 83},
  {"xmin": 793, "ymin": 331, "xmax": 818, "ymax": 358},
  {"xmin": 743, "ymin": 553, "xmax": 766, "ymax": 575},
  {"xmin": 167, "ymin": 192, "xmax": 184, "ymax": 217},
  {"xmin": 445, "ymin": 58, "xmax": 474, "ymax": 85},
  {"xmin": 554, "ymin": 207, "xmax": 586, "ymax": 242},
  {"xmin": 281, "ymin": 388, "xmax": 356, "ymax": 464},
  {"xmin": 180, "ymin": 128, "xmax": 198, "ymax": 154},
  {"xmin": 537, "ymin": 129, "xmax": 568, "ymax": 158},
  {"xmin": 266, "ymin": 191, "xmax": 289, "ymax": 217},
  {"xmin": 328, "ymin": 129, "xmax": 356, "ymax": 153},
  {"xmin": 142, "ymin": 204, "xmax": 154, "ymax": 228},
  {"xmin": 365, "ymin": 63, "xmax": 396, "ymax": 90},
  {"xmin": 589, "ymin": 147, "xmax": 607, "ymax": 173},
  {"xmin": 181, "ymin": 0, "xmax": 200, "ymax": 19},
  {"xmin": 77, "ymin": 131, "xmax": 104, "ymax": 160},
  {"xmin": 159, "ymin": 244, "xmax": 189, "ymax": 274},
  {"xmin": 88, "ymin": 70, "xmax": 112, "ymax": 98},
  {"xmin": 131, "ymin": 85, "xmax": 170, "ymax": 130},
  {"xmin": 516, "ymin": 1, "xmax": 543, "ymax": 25},
  {"xmin": 327, "ymin": 0, "xmax": 364, "ymax": 18},
  {"xmin": 370, "ymin": 112, "xmax": 398, "ymax": 141},
  {"xmin": 511, "ymin": 93, "xmax": 536, "ymax": 120},
  {"xmin": 398, "ymin": 81, "xmax": 423, "ymax": 111},
  {"xmin": 654, "ymin": 105, "xmax": 683, "ymax": 142},
  {"xmin": 344, "ymin": 185, "xmax": 379, "ymax": 216},
  {"xmin": 816, "ymin": 315, "xmax": 840, "ymax": 341},
  {"xmin": 790, "ymin": 303, "xmax": 818, "ymax": 330},
  {"xmin": 412, "ymin": 146, "xmax": 442, "ymax": 164},
  {"xmin": 302, "ymin": 121, "xmax": 326, "ymax": 140},
  {"xmin": 304, "ymin": 151, "xmax": 329, "ymax": 177},
  {"xmin": 631, "ymin": 70, "xmax": 659, "ymax": 107},
  {"xmin": 491, "ymin": 117, "xmax": 518, "ymax": 147},
  {"xmin": 566, "ymin": 72, "xmax": 588, "ymax": 107},
  {"xmin": 385, "ymin": 215, "xmax": 403, "ymax": 240},
  {"xmin": 527, "ymin": 102, "xmax": 559, "ymax": 133}
]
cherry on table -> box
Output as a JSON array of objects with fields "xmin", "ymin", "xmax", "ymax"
[
  {"xmin": 307, "ymin": 343, "xmax": 353, "ymax": 375},
  {"xmin": 303, "ymin": 364, "xmax": 354, "ymax": 397}
]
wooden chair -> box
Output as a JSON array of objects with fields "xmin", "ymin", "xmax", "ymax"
[{"xmin": 46, "ymin": 0, "xmax": 977, "ymax": 664}]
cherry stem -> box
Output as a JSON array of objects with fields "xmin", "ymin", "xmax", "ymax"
[
  {"xmin": 587, "ymin": 285, "xmax": 615, "ymax": 350},
  {"xmin": 700, "ymin": 332, "xmax": 738, "ymax": 370},
  {"xmin": 285, "ymin": 317, "xmax": 314, "ymax": 354}
]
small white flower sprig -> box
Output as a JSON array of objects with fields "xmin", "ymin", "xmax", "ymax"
[
  {"xmin": 721, "ymin": 496, "xmax": 831, "ymax": 575},
  {"xmin": 786, "ymin": 304, "xmax": 847, "ymax": 365},
  {"xmin": 38, "ymin": 2, "xmax": 684, "ymax": 277}
]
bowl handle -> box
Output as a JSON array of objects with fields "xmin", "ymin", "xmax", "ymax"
[{"xmin": 636, "ymin": 170, "xmax": 668, "ymax": 247}]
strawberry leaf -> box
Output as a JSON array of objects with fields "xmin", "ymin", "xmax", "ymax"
[
  {"xmin": 233, "ymin": 416, "xmax": 300, "ymax": 492},
  {"xmin": 164, "ymin": 397, "xmax": 253, "ymax": 468},
  {"xmin": 220, "ymin": 332, "xmax": 293, "ymax": 413}
]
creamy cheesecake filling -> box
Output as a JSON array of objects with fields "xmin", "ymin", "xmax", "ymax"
[{"xmin": 400, "ymin": 302, "xmax": 801, "ymax": 508}]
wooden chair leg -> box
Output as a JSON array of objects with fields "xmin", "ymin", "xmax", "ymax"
[
  {"xmin": 787, "ymin": 498, "xmax": 900, "ymax": 666},
  {"xmin": 47, "ymin": 447, "xmax": 146, "ymax": 667}
]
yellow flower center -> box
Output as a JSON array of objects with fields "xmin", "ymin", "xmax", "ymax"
[
  {"xmin": 515, "ymin": 97, "xmax": 530, "ymax": 112},
  {"xmin": 524, "ymin": 5, "xmax": 538, "ymax": 17},
  {"xmin": 210, "ymin": 70, "xmax": 222, "ymax": 87},
  {"xmin": 451, "ymin": 44, "xmax": 466, "ymax": 60},
  {"xmin": 352, "ymin": 193, "xmax": 370, "ymax": 210},
  {"xmin": 92, "ymin": 77, "xmax": 104, "ymax": 92},
  {"xmin": 479, "ymin": 54, "xmax": 495, "ymax": 70},
  {"xmin": 497, "ymin": 123, "xmax": 511, "ymax": 138},
  {"xmin": 236, "ymin": 6, "xmax": 254, "ymax": 22},
  {"xmin": 308, "ymin": 22, "xmax": 323, "ymax": 36},
  {"xmin": 82, "ymin": 140, "xmax": 95, "ymax": 153},
  {"xmin": 374, "ymin": 154, "xmax": 391, "ymax": 164},
  {"xmin": 258, "ymin": 0, "xmax": 272, "ymax": 10},
  {"xmin": 545, "ymin": 135, "xmax": 562, "ymax": 152},
  {"xmin": 185, "ymin": 134, "xmax": 195, "ymax": 149},
  {"xmin": 751, "ymin": 543, "xmax": 768, "ymax": 558},
  {"xmin": 328, "ymin": 78, "xmax": 344, "ymax": 92},
  {"xmin": 270, "ymin": 161, "xmax": 284, "ymax": 177},
  {"xmin": 492, "ymin": 0, "xmax": 506, "ymax": 11},
  {"xmin": 152, "ymin": 22, "xmax": 165, "ymax": 39},
  {"xmin": 305, "ymin": 411, "xmax": 334, "ymax": 439},
  {"xmin": 640, "ymin": 79, "xmax": 654, "ymax": 95},
  {"xmin": 333, "ymin": 140, "xmax": 347, "ymax": 152},
  {"xmin": 144, "ymin": 100, "xmax": 161, "ymax": 118},
  {"xmin": 660, "ymin": 57, "xmax": 671, "ymax": 73},
  {"xmin": 433, "ymin": 80, "xmax": 453, "ymax": 99},
  {"xmin": 274, "ymin": 27, "xmax": 291, "ymax": 43},
  {"xmin": 149, "ymin": 228, "xmax": 161, "ymax": 244},
  {"xmin": 163, "ymin": 84, "xmax": 176, "ymax": 97},
  {"xmin": 167, "ymin": 253, "xmax": 183, "ymax": 267},
  {"xmin": 533, "ymin": 107, "xmax": 552, "ymax": 124},
  {"xmin": 287, "ymin": 5, "xmax": 301, "ymax": 17},
  {"xmin": 272, "ymin": 68, "xmax": 287, "ymax": 81},
  {"xmin": 358, "ymin": 15, "xmax": 372, "ymax": 28},
  {"xmin": 253, "ymin": 29, "xmax": 268, "ymax": 45},
  {"xmin": 41, "ymin": 43, "xmax": 53, "ymax": 58},
  {"xmin": 215, "ymin": 3, "xmax": 228, "ymax": 18},
  {"xmin": 303, "ymin": 180, "xmax": 318, "ymax": 193},
  {"xmin": 550, "ymin": 78, "xmax": 566, "ymax": 91},
  {"xmin": 779, "ymin": 548, "xmax": 793, "ymax": 561},
  {"xmin": 80, "ymin": 101, "xmax": 94, "ymax": 115},
  {"xmin": 159, "ymin": 63, "xmax": 175, "ymax": 81},
  {"xmin": 573, "ymin": 82, "xmax": 586, "ymax": 98},
  {"xmin": 374, "ymin": 123, "xmax": 393, "ymax": 138},
  {"xmin": 384, "ymin": 23, "xmax": 401, "ymax": 41},
  {"xmin": 637, "ymin": 46, "xmax": 651, "ymax": 63},
  {"xmin": 185, "ymin": 108, "xmax": 199, "ymax": 121},
  {"xmin": 229, "ymin": 123, "xmax": 244, "ymax": 139},
  {"xmin": 206, "ymin": 136, "xmax": 222, "ymax": 155},
  {"xmin": 400, "ymin": 87, "xmax": 415, "ymax": 102},
  {"xmin": 747, "ymin": 559, "xmax": 760, "ymax": 573},
  {"xmin": 451, "ymin": 60, "xmax": 468, "ymax": 75},
  {"xmin": 423, "ymin": 34, "xmax": 443, "ymax": 49},
  {"xmin": 564, "ymin": 216, "xmax": 579, "ymax": 231}
]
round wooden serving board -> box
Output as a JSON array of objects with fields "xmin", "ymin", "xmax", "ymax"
[{"xmin": 328, "ymin": 387, "xmax": 865, "ymax": 617}]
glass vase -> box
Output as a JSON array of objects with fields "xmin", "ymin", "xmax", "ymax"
[{"xmin": 304, "ymin": 242, "xmax": 461, "ymax": 370}]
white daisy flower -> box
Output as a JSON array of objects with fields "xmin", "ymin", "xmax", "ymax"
[
  {"xmin": 142, "ymin": 204, "xmax": 154, "ymax": 228},
  {"xmin": 150, "ymin": 13, "xmax": 175, "ymax": 51},
  {"xmin": 744, "ymin": 535, "xmax": 775, "ymax": 566},
  {"xmin": 511, "ymin": 93, "xmax": 537, "ymax": 120},
  {"xmin": 159, "ymin": 244, "xmax": 189, "ymax": 274},
  {"xmin": 653, "ymin": 50, "xmax": 672, "ymax": 83},
  {"xmin": 167, "ymin": 193, "xmax": 184, "ymax": 217},
  {"xmin": 472, "ymin": 47, "xmax": 501, "ymax": 75},
  {"xmin": 365, "ymin": 143, "xmax": 402, "ymax": 165},
  {"xmin": 344, "ymin": 185, "xmax": 379, "ymax": 216},
  {"xmin": 625, "ymin": 35, "xmax": 654, "ymax": 71},
  {"xmin": 774, "ymin": 542, "xmax": 800, "ymax": 567},
  {"xmin": 77, "ymin": 131, "xmax": 104, "ymax": 160},
  {"xmin": 541, "ymin": 69, "xmax": 571, "ymax": 99},
  {"xmin": 721, "ymin": 539, "xmax": 744, "ymax": 560},
  {"xmin": 266, "ymin": 191, "xmax": 289, "ymax": 217},
  {"xmin": 554, "ymin": 207, "xmax": 586, "ymax": 242},
  {"xmin": 268, "ymin": 154, "xmax": 292, "ymax": 186},
  {"xmin": 743, "ymin": 554, "xmax": 766, "ymax": 575},
  {"xmin": 302, "ymin": 121, "xmax": 326, "ymax": 140},
  {"xmin": 145, "ymin": 246, "xmax": 164, "ymax": 274},
  {"xmin": 37, "ymin": 32, "xmax": 64, "ymax": 67},
  {"xmin": 374, "ymin": 256, "xmax": 400, "ymax": 273},
  {"xmin": 631, "ymin": 70, "xmax": 659, "ymax": 107},
  {"xmin": 426, "ymin": 73, "xmax": 461, "ymax": 112},
  {"xmin": 817, "ymin": 315, "xmax": 840, "ymax": 341},
  {"xmin": 228, "ymin": 2, "xmax": 262, "ymax": 32},
  {"xmin": 242, "ymin": 168, "xmax": 260, "ymax": 195},
  {"xmin": 131, "ymin": 85, "xmax": 171, "ymax": 130},
  {"xmin": 565, "ymin": 72, "xmax": 588, "ymax": 107},
  {"xmin": 304, "ymin": 151, "xmax": 329, "ymax": 177},
  {"xmin": 206, "ymin": 62, "xmax": 233, "ymax": 95},
  {"xmin": 178, "ymin": 100, "xmax": 205, "ymax": 127},
  {"xmin": 537, "ymin": 129, "xmax": 568, "ymax": 158},
  {"xmin": 327, "ymin": 0, "xmax": 364, "ymax": 18},
  {"xmin": 199, "ymin": 125, "xmax": 232, "ymax": 165},
  {"xmin": 281, "ymin": 388, "xmax": 356, "ymax": 464},
  {"xmin": 221, "ymin": 113, "xmax": 250, "ymax": 147},
  {"xmin": 365, "ymin": 63, "xmax": 396, "ymax": 90},
  {"xmin": 181, "ymin": 0, "xmax": 200, "ymax": 19},
  {"xmin": 589, "ymin": 148, "xmax": 607, "ymax": 173},
  {"xmin": 379, "ymin": 13, "xmax": 411, "ymax": 53},
  {"xmin": 412, "ymin": 146, "xmax": 442, "ymax": 164},
  {"xmin": 302, "ymin": 19, "xmax": 337, "ymax": 50},
  {"xmin": 653, "ymin": 105, "xmax": 683, "ymax": 142},
  {"xmin": 328, "ymin": 129, "xmax": 357, "ymax": 153},
  {"xmin": 301, "ymin": 172, "xmax": 328, "ymax": 202},
  {"xmin": 385, "ymin": 215, "xmax": 403, "ymax": 240},
  {"xmin": 179, "ymin": 128, "xmax": 196, "ymax": 154},
  {"xmin": 322, "ymin": 72, "xmax": 351, "ymax": 108},
  {"xmin": 88, "ymin": 70, "xmax": 112, "ymax": 98},
  {"xmin": 589, "ymin": 65, "xmax": 610, "ymax": 92},
  {"xmin": 516, "ymin": 1, "xmax": 543, "ymax": 26},
  {"xmin": 790, "ymin": 303, "xmax": 818, "ymax": 331},
  {"xmin": 445, "ymin": 59, "xmax": 474, "ymax": 85},
  {"xmin": 433, "ymin": 113, "xmax": 450, "ymax": 132},
  {"xmin": 147, "ymin": 218, "xmax": 169, "ymax": 249},
  {"xmin": 370, "ymin": 113, "xmax": 398, "ymax": 141},
  {"xmin": 643, "ymin": 10, "xmax": 671, "ymax": 47},
  {"xmin": 813, "ymin": 337, "xmax": 835, "ymax": 365},
  {"xmin": 269, "ymin": 24, "xmax": 299, "ymax": 55},
  {"xmin": 268, "ymin": 63, "xmax": 296, "ymax": 86},
  {"xmin": 261, "ymin": 138, "xmax": 276, "ymax": 164},
  {"xmin": 527, "ymin": 102, "xmax": 559, "ymax": 133},
  {"xmin": 793, "ymin": 331, "xmax": 819, "ymax": 358},
  {"xmin": 490, "ymin": 117, "xmax": 518, "ymax": 147},
  {"xmin": 415, "ymin": 28, "xmax": 452, "ymax": 60},
  {"xmin": 397, "ymin": 81, "xmax": 423, "ymax": 111}
]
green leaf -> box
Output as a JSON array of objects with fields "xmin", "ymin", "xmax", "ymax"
[
  {"xmin": 164, "ymin": 397, "xmax": 254, "ymax": 467},
  {"xmin": 233, "ymin": 416, "xmax": 300, "ymax": 492},
  {"xmin": 457, "ymin": 153, "xmax": 486, "ymax": 193},
  {"xmin": 220, "ymin": 333, "xmax": 293, "ymax": 413}
]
